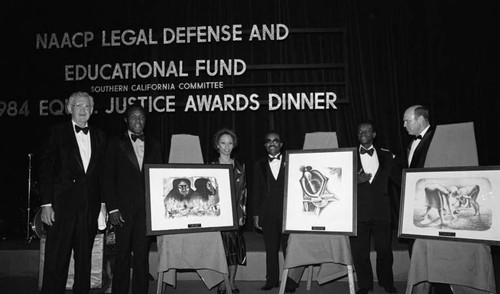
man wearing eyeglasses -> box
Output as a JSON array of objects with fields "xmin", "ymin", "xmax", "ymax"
[
  {"xmin": 253, "ymin": 131, "xmax": 295, "ymax": 291},
  {"xmin": 39, "ymin": 91, "xmax": 107, "ymax": 294}
]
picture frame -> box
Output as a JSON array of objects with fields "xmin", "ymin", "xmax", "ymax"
[
  {"xmin": 398, "ymin": 166, "xmax": 500, "ymax": 245},
  {"xmin": 283, "ymin": 148, "xmax": 357, "ymax": 235},
  {"xmin": 144, "ymin": 163, "xmax": 237, "ymax": 235}
]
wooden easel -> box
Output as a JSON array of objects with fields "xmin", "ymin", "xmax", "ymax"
[
  {"xmin": 277, "ymin": 132, "xmax": 355, "ymax": 294},
  {"xmin": 156, "ymin": 134, "xmax": 232, "ymax": 294},
  {"xmin": 157, "ymin": 270, "xmax": 231, "ymax": 294},
  {"xmin": 278, "ymin": 263, "xmax": 355, "ymax": 294}
]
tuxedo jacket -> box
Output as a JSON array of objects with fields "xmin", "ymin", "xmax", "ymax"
[
  {"xmin": 357, "ymin": 147, "xmax": 401, "ymax": 223},
  {"xmin": 407, "ymin": 126, "xmax": 435, "ymax": 168},
  {"xmin": 252, "ymin": 156, "xmax": 286, "ymax": 225},
  {"xmin": 38, "ymin": 120, "xmax": 107, "ymax": 221},
  {"xmin": 103, "ymin": 132, "xmax": 162, "ymax": 216}
]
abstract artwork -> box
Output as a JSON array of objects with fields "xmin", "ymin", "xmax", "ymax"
[{"xmin": 283, "ymin": 148, "xmax": 357, "ymax": 235}]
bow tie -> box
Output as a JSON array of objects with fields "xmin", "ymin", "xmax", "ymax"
[
  {"xmin": 269, "ymin": 154, "xmax": 281, "ymax": 162},
  {"xmin": 131, "ymin": 133, "xmax": 144, "ymax": 142},
  {"xmin": 414, "ymin": 135, "xmax": 423, "ymax": 141},
  {"xmin": 75, "ymin": 125, "xmax": 89, "ymax": 135},
  {"xmin": 360, "ymin": 148, "xmax": 374, "ymax": 156}
]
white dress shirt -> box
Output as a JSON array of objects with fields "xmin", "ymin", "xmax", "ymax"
[
  {"xmin": 359, "ymin": 146, "xmax": 379, "ymax": 184},
  {"xmin": 129, "ymin": 131, "xmax": 145, "ymax": 170},
  {"xmin": 408, "ymin": 125, "xmax": 430, "ymax": 166},
  {"xmin": 73, "ymin": 121, "xmax": 91, "ymax": 173},
  {"xmin": 268, "ymin": 153, "xmax": 282, "ymax": 180}
]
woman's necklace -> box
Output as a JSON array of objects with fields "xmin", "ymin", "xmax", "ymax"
[{"xmin": 219, "ymin": 156, "xmax": 234, "ymax": 165}]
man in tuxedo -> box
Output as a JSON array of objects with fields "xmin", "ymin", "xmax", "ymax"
[
  {"xmin": 403, "ymin": 105, "xmax": 435, "ymax": 169},
  {"xmin": 253, "ymin": 131, "xmax": 291, "ymax": 291},
  {"xmin": 103, "ymin": 104, "xmax": 162, "ymax": 294},
  {"xmin": 350, "ymin": 121, "xmax": 400, "ymax": 294},
  {"xmin": 402, "ymin": 105, "xmax": 435, "ymax": 255},
  {"xmin": 39, "ymin": 91, "xmax": 107, "ymax": 294},
  {"xmin": 403, "ymin": 105, "xmax": 435, "ymax": 257},
  {"xmin": 403, "ymin": 105, "xmax": 452, "ymax": 294}
]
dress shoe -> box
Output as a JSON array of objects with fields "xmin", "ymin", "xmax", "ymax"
[
  {"xmin": 383, "ymin": 285, "xmax": 398, "ymax": 293},
  {"xmin": 260, "ymin": 282, "xmax": 279, "ymax": 290},
  {"xmin": 356, "ymin": 289, "xmax": 370, "ymax": 294}
]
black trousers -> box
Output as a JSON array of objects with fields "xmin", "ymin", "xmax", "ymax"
[
  {"xmin": 262, "ymin": 216, "xmax": 289, "ymax": 285},
  {"xmin": 42, "ymin": 213, "xmax": 97, "ymax": 294},
  {"xmin": 350, "ymin": 221, "xmax": 394, "ymax": 290},
  {"xmin": 112, "ymin": 209, "xmax": 150, "ymax": 294}
]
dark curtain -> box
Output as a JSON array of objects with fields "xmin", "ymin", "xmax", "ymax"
[{"xmin": 2, "ymin": 0, "xmax": 499, "ymax": 236}]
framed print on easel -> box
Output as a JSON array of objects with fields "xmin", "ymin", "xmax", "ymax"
[
  {"xmin": 145, "ymin": 163, "xmax": 237, "ymax": 235},
  {"xmin": 399, "ymin": 166, "xmax": 500, "ymax": 245},
  {"xmin": 283, "ymin": 148, "xmax": 357, "ymax": 235}
]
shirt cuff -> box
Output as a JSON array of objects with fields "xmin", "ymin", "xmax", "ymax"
[
  {"xmin": 41, "ymin": 204, "xmax": 52, "ymax": 207},
  {"xmin": 109, "ymin": 209, "xmax": 119, "ymax": 214}
]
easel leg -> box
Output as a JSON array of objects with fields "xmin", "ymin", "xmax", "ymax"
[
  {"xmin": 223, "ymin": 274, "xmax": 232, "ymax": 293},
  {"xmin": 279, "ymin": 268, "xmax": 289, "ymax": 294},
  {"xmin": 157, "ymin": 272, "xmax": 163, "ymax": 294},
  {"xmin": 347, "ymin": 265, "xmax": 355, "ymax": 294},
  {"xmin": 306, "ymin": 265, "xmax": 313, "ymax": 290}
]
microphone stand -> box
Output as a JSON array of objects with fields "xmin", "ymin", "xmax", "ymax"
[{"xmin": 27, "ymin": 153, "xmax": 33, "ymax": 241}]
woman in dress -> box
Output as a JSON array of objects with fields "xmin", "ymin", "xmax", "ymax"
[{"xmin": 212, "ymin": 128, "xmax": 247, "ymax": 294}]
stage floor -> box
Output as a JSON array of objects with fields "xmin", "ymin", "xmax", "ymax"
[
  {"xmin": 0, "ymin": 276, "xmax": 409, "ymax": 294},
  {"xmin": 0, "ymin": 229, "xmax": 412, "ymax": 288}
]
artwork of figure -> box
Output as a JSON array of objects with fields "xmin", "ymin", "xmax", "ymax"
[
  {"xmin": 192, "ymin": 177, "xmax": 220, "ymax": 216},
  {"xmin": 163, "ymin": 177, "xmax": 220, "ymax": 218},
  {"xmin": 299, "ymin": 165, "xmax": 339, "ymax": 215},
  {"xmin": 420, "ymin": 184, "xmax": 457, "ymax": 226},
  {"xmin": 453, "ymin": 185, "xmax": 480, "ymax": 216},
  {"xmin": 413, "ymin": 178, "xmax": 490, "ymax": 231}
]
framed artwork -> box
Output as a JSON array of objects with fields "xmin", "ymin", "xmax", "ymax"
[
  {"xmin": 399, "ymin": 166, "xmax": 500, "ymax": 245},
  {"xmin": 283, "ymin": 148, "xmax": 357, "ymax": 235},
  {"xmin": 144, "ymin": 164, "xmax": 237, "ymax": 235}
]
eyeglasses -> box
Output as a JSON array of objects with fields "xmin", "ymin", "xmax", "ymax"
[
  {"xmin": 358, "ymin": 130, "xmax": 373, "ymax": 135},
  {"xmin": 265, "ymin": 139, "xmax": 281, "ymax": 144}
]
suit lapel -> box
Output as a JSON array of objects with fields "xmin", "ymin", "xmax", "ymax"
[
  {"xmin": 68, "ymin": 121, "xmax": 85, "ymax": 172},
  {"xmin": 261, "ymin": 159, "xmax": 271, "ymax": 180},
  {"xmin": 119, "ymin": 133, "xmax": 141, "ymax": 171},
  {"xmin": 371, "ymin": 147, "xmax": 385, "ymax": 183},
  {"xmin": 143, "ymin": 136, "xmax": 154, "ymax": 166},
  {"xmin": 87, "ymin": 126, "xmax": 98, "ymax": 173},
  {"xmin": 277, "ymin": 159, "xmax": 285, "ymax": 181},
  {"xmin": 357, "ymin": 150, "xmax": 364, "ymax": 173},
  {"xmin": 409, "ymin": 128, "xmax": 433, "ymax": 168}
]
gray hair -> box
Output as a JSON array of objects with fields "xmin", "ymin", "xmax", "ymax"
[{"xmin": 66, "ymin": 91, "xmax": 94, "ymax": 113}]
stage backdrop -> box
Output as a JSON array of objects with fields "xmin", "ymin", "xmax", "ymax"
[{"xmin": 2, "ymin": 0, "xmax": 499, "ymax": 237}]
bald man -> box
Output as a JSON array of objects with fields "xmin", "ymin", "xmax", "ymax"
[
  {"xmin": 403, "ymin": 105, "xmax": 434, "ymax": 169},
  {"xmin": 402, "ymin": 105, "xmax": 452, "ymax": 294}
]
